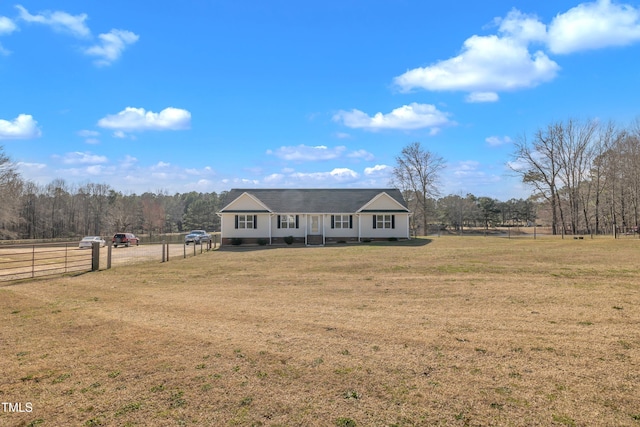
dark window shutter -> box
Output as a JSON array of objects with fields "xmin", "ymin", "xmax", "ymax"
[
  {"xmin": 373, "ymin": 215, "xmax": 377, "ymax": 229},
  {"xmin": 331, "ymin": 215, "xmax": 335, "ymax": 229},
  {"xmin": 254, "ymin": 215, "xmax": 257, "ymax": 228},
  {"xmin": 277, "ymin": 215, "xmax": 281, "ymax": 229},
  {"xmin": 349, "ymin": 215, "xmax": 353, "ymax": 229},
  {"xmin": 295, "ymin": 215, "xmax": 299, "ymax": 228},
  {"xmin": 235, "ymin": 215, "xmax": 239, "ymax": 229},
  {"xmin": 392, "ymin": 215, "xmax": 395, "ymax": 229}
]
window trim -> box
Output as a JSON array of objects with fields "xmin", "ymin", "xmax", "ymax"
[
  {"xmin": 277, "ymin": 214, "xmax": 299, "ymax": 229},
  {"xmin": 332, "ymin": 214, "xmax": 352, "ymax": 229},
  {"xmin": 235, "ymin": 214, "xmax": 256, "ymax": 229},
  {"xmin": 373, "ymin": 214, "xmax": 395, "ymax": 229}
]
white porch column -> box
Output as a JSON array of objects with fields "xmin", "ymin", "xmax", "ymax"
[
  {"xmin": 322, "ymin": 214, "xmax": 326, "ymax": 245},
  {"xmin": 406, "ymin": 214, "xmax": 410, "ymax": 239}
]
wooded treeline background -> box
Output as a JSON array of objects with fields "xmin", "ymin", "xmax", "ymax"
[
  {"xmin": 1, "ymin": 118, "xmax": 639, "ymax": 240},
  {"xmin": 510, "ymin": 118, "xmax": 640, "ymax": 236},
  {"xmin": 392, "ymin": 118, "xmax": 640, "ymax": 237}
]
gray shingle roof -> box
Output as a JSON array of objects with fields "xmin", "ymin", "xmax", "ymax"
[{"xmin": 221, "ymin": 188, "xmax": 408, "ymax": 213}]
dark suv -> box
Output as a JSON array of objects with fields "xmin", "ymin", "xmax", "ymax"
[{"xmin": 112, "ymin": 233, "xmax": 139, "ymax": 248}]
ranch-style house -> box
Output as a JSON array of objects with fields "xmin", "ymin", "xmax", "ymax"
[{"xmin": 218, "ymin": 188, "xmax": 411, "ymax": 246}]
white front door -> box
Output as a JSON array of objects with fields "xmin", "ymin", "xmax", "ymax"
[{"xmin": 309, "ymin": 215, "xmax": 321, "ymax": 234}]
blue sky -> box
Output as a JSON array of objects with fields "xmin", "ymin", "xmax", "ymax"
[{"xmin": 1, "ymin": 1, "xmax": 639, "ymax": 200}]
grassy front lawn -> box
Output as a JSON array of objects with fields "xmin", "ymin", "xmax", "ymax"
[{"xmin": 2, "ymin": 236, "xmax": 639, "ymax": 426}]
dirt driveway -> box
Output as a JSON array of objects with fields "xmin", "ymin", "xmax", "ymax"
[
  {"xmin": 100, "ymin": 243, "xmax": 213, "ymax": 268},
  {"xmin": 0, "ymin": 243, "xmax": 215, "ymax": 282}
]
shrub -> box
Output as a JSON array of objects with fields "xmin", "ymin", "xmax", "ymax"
[
  {"xmin": 230, "ymin": 238, "xmax": 243, "ymax": 246},
  {"xmin": 257, "ymin": 238, "xmax": 268, "ymax": 246},
  {"xmin": 284, "ymin": 235, "xmax": 294, "ymax": 245},
  {"xmin": 388, "ymin": 237, "xmax": 398, "ymax": 241}
]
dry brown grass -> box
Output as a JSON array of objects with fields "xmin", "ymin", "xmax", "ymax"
[{"xmin": 1, "ymin": 237, "xmax": 639, "ymax": 426}]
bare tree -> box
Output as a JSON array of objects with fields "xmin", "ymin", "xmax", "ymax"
[
  {"xmin": 391, "ymin": 142, "xmax": 445, "ymax": 235},
  {"xmin": 588, "ymin": 122, "xmax": 621, "ymax": 235},
  {"xmin": 511, "ymin": 125, "xmax": 563, "ymax": 234},
  {"xmin": 555, "ymin": 118, "xmax": 598, "ymax": 234},
  {"xmin": 0, "ymin": 146, "xmax": 23, "ymax": 238}
]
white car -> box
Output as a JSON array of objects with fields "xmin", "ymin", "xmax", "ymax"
[
  {"xmin": 185, "ymin": 230, "xmax": 212, "ymax": 245},
  {"xmin": 79, "ymin": 236, "xmax": 106, "ymax": 249}
]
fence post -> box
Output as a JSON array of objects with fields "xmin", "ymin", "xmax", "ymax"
[
  {"xmin": 31, "ymin": 245, "xmax": 35, "ymax": 278},
  {"xmin": 166, "ymin": 242, "xmax": 169, "ymax": 261},
  {"xmin": 107, "ymin": 241, "xmax": 112, "ymax": 269},
  {"xmin": 92, "ymin": 242, "xmax": 100, "ymax": 271},
  {"xmin": 162, "ymin": 240, "xmax": 166, "ymax": 263}
]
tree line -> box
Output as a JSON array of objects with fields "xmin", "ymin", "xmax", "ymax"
[
  {"xmin": 511, "ymin": 118, "xmax": 640, "ymax": 235},
  {"xmin": 0, "ymin": 156, "xmax": 227, "ymax": 240},
  {"xmin": 394, "ymin": 118, "xmax": 640, "ymax": 237},
  {"xmin": 3, "ymin": 116, "xmax": 639, "ymax": 240}
]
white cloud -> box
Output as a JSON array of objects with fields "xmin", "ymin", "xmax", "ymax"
[
  {"xmin": 98, "ymin": 107, "xmax": 191, "ymax": 132},
  {"xmin": 466, "ymin": 92, "xmax": 499, "ymax": 103},
  {"xmin": 364, "ymin": 164, "xmax": 390, "ymax": 176},
  {"xmin": 548, "ymin": 0, "xmax": 640, "ymax": 54},
  {"xmin": 506, "ymin": 158, "xmax": 529, "ymax": 172},
  {"xmin": 59, "ymin": 151, "xmax": 108, "ymax": 165},
  {"xmin": 0, "ymin": 16, "xmax": 13, "ymax": 54},
  {"xmin": 0, "ymin": 114, "xmax": 42, "ymax": 140},
  {"xmin": 16, "ymin": 161, "xmax": 46, "ymax": 171},
  {"xmin": 15, "ymin": 5, "xmax": 90, "ymax": 38},
  {"xmin": 15, "ymin": 162, "xmax": 50, "ymax": 184},
  {"xmin": 267, "ymin": 144, "xmax": 346, "ymax": 161},
  {"xmin": 121, "ymin": 155, "xmax": 138, "ymax": 168},
  {"xmin": 85, "ymin": 29, "xmax": 139, "ymax": 66},
  {"xmin": 86, "ymin": 165, "xmax": 104, "ymax": 175},
  {"xmin": 394, "ymin": 36, "xmax": 558, "ymax": 95},
  {"xmin": 333, "ymin": 103, "xmax": 453, "ymax": 131},
  {"xmin": 262, "ymin": 167, "xmax": 360, "ymax": 186},
  {"xmin": 442, "ymin": 161, "xmax": 502, "ymax": 196},
  {"xmin": 393, "ymin": 9, "xmax": 558, "ymax": 98},
  {"xmin": 77, "ymin": 130, "xmax": 100, "ymax": 144},
  {"xmin": 494, "ymin": 9, "xmax": 548, "ymax": 44},
  {"xmin": 452, "ymin": 161, "xmax": 481, "ymax": 177},
  {"xmin": 13, "ymin": 6, "xmax": 138, "ymax": 65},
  {"xmin": 292, "ymin": 168, "xmax": 360, "ymax": 182},
  {"xmin": 485, "ymin": 135, "xmax": 513, "ymax": 146},
  {"xmin": 0, "ymin": 16, "xmax": 17, "ymax": 35},
  {"xmin": 393, "ymin": 2, "xmax": 640, "ymax": 100},
  {"xmin": 266, "ymin": 145, "xmax": 375, "ymax": 162},
  {"xmin": 347, "ymin": 149, "xmax": 375, "ymax": 161}
]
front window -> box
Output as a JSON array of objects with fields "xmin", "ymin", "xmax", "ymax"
[
  {"xmin": 280, "ymin": 215, "xmax": 296, "ymax": 229},
  {"xmin": 376, "ymin": 214, "xmax": 393, "ymax": 229},
  {"xmin": 238, "ymin": 215, "xmax": 255, "ymax": 229},
  {"xmin": 334, "ymin": 215, "xmax": 350, "ymax": 229}
]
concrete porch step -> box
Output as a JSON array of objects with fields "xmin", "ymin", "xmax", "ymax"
[{"xmin": 306, "ymin": 235, "xmax": 323, "ymax": 245}]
